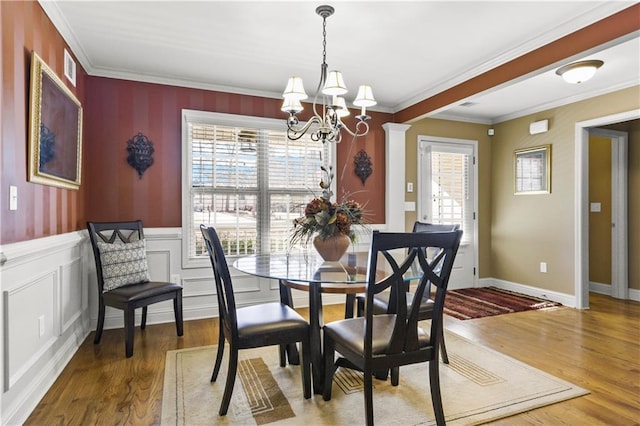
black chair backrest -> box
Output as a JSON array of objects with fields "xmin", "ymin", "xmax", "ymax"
[
  {"xmin": 87, "ymin": 220, "xmax": 145, "ymax": 293},
  {"xmin": 200, "ymin": 225, "xmax": 238, "ymax": 342},
  {"xmin": 412, "ymin": 221, "xmax": 461, "ymax": 233},
  {"xmin": 411, "ymin": 221, "xmax": 461, "ymax": 275},
  {"xmin": 363, "ymin": 230, "xmax": 462, "ymax": 356}
]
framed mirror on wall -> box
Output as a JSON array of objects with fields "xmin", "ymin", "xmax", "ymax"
[
  {"xmin": 28, "ymin": 51, "xmax": 83, "ymax": 190},
  {"xmin": 514, "ymin": 145, "xmax": 551, "ymax": 195}
]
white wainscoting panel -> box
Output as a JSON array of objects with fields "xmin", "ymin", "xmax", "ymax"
[
  {"xmin": 0, "ymin": 231, "xmax": 89, "ymax": 425},
  {"xmin": 3, "ymin": 270, "xmax": 58, "ymax": 391}
]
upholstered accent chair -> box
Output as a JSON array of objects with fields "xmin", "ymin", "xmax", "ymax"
[{"xmin": 87, "ymin": 220, "xmax": 183, "ymax": 357}]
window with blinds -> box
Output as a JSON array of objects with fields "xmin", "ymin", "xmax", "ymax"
[{"xmin": 184, "ymin": 111, "xmax": 330, "ymax": 261}]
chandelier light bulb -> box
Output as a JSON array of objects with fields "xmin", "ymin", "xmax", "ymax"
[
  {"xmin": 283, "ymin": 76, "xmax": 308, "ymax": 100},
  {"xmin": 281, "ymin": 97, "xmax": 304, "ymax": 114},
  {"xmin": 322, "ymin": 70, "xmax": 348, "ymax": 96},
  {"xmin": 335, "ymin": 97, "xmax": 350, "ymax": 117}
]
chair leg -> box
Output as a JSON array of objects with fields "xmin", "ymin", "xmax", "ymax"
[
  {"xmin": 94, "ymin": 300, "xmax": 106, "ymax": 344},
  {"xmin": 439, "ymin": 326, "xmax": 449, "ymax": 364},
  {"xmin": 429, "ymin": 358, "xmax": 446, "ymax": 425},
  {"xmin": 279, "ymin": 345, "xmax": 286, "ymax": 367},
  {"xmin": 364, "ymin": 367, "xmax": 374, "ymax": 426},
  {"xmin": 211, "ymin": 324, "xmax": 225, "ymax": 382},
  {"xmin": 301, "ymin": 336, "xmax": 312, "ymax": 399},
  {"xmin": 219, "ymin": 346, "xmax": 238, "ymax": 416},
  {"xmin": 174, "ymin": 292, "xmax": 184, "ymax": 336},
  {"xmin": 322, "ymin": 336, "xmax": 336, "ymax": 401},
  {"xmin": 390, "ymin": 367, "xmax": 399, "ymax": 386},
  {"xmin": 124, "ymin": 308, "xmax": 135, "ymax": 358},
  {"xmin": 141, "ymin": 306, "xmax": 148, "ymax": 330}
]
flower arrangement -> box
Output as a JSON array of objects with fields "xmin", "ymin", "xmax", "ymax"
[{"xmin": 290, "ymin": 165, "xmax": 365, "ymax": 245}]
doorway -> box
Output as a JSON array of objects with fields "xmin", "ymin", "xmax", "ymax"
[
  {"xmin": 417, "ymin": 136, "xmax": 478, "ymax": 289},
  {"xmin": 588, "ymin": 128, "xmax": 628, "ymax": 300},
  {"xmin": 575, "ymin": 109, "xmax": 638, "ymax": 309}
]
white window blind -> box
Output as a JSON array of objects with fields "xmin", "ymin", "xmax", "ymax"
[
  {"xmin": 427, "ymin": 144, "xmax": 473, "ymax": 244},
  {"xmin": 184, "ymin": 111, "xmax": 330, "ymax": 260}
]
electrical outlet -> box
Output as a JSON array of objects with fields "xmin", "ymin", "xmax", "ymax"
[
  {"xmin": 540, "ymin": 262, "xmax": 547, "ymax": 273},
  {"xmin": 170, "ymin": 274, "xmax": 181, "ymax": 285}
]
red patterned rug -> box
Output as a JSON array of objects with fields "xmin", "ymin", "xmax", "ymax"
[{"xmin": 444, "ymin": 286, "xmax": 562, "ymax": 320}]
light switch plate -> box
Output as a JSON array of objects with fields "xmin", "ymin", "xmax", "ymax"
[
  {"xmin": 407, "ymin": 182, "xmax": 413, "ymax": 193},
  {"xmin": 9, "ymin": 186, "xmax": 17, "ymax": 210}
]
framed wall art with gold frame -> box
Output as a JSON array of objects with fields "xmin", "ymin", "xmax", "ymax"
[
  {"xmin": 28, "ymin": 51, "xmax": 83, "ymax": 190},
  {"xmin": 514, "ymin": 144, "xmax": 551, "ymax": 195}
]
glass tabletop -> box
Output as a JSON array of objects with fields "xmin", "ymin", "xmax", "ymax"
[{"xmin": 233, "ymin": 251, "xmax": 369, "ymax": 284}]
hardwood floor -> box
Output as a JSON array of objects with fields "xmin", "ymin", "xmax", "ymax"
[{"xmin": 25, "ymin": 293, "xmax": 639, "ymax": 425}]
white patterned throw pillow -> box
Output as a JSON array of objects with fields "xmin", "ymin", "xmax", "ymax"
[{"xmin": 97, "ymin": 239, "xmax": 151, "ymax": 292}]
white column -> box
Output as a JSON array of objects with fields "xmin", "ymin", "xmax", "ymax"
[{"xmin": 383, "ymin": 123, "xmax": 411, "ymax": 232}]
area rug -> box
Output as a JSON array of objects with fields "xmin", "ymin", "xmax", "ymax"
[
  {"xmin": 161, "ymin": 330, "xmax": 587, "ymax": 425},
  {"xmin": 444, "ymin": 286, "xmax": 563, "ymax": 320}
]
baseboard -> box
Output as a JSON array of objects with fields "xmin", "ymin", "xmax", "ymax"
[
  {"xmin": 478, "ymin": 278, "xmax": 576, "ymax": 307},
  {"xmin": 590, "ymin": 281, "xmax": 640, "ymax": 302}
]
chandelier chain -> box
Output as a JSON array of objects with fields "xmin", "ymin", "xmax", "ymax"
[{"xmin": 322, "ymin": 16, "xmax": 327, "ymax": 66}]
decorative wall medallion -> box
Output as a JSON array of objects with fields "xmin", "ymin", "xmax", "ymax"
[
  {"xmin": 353, "ymin": 149, "xmax": 372, "ymax": 184},
  {"xmin": 126, "ymin": 132, "xmax": 155, "ymax": 178}
]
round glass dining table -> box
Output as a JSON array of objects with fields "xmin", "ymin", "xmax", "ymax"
[{"xmin": 234, "ymin": 251, "xmax": 369, "ymax": 394}]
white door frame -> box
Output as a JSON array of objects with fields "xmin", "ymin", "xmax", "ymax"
[
  {"xmin": 417, "ymin": 135, "xmax": 479, "ymax": 288},
  {"xmin": 575, "ymin": 109, "xmax": 638, "ymax": 309}
]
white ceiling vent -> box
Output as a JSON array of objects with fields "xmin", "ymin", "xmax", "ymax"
[{"xmin": 64, "ymin": 49, "xmax": 76, "ymax": 87}]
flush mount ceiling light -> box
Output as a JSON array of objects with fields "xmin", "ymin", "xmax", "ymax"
[
  {"xmin": 281, "ymin": 5, "xmax": 376, "ymax": 144},
  {"xmin": 555, "ymin": 60, "xmax": 604, "ymax": 84}
]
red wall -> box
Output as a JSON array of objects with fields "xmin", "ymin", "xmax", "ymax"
[
  {"xmin": 84, "ymin": 77, "xmax": 390, "ymax": 227},
  {"xmin": 1, "ymin": 2, "xmax": 389, "ymax": 244},
  {"xmin": 1, "ymin": 1, "xmax": 87, "ymax": 244}
]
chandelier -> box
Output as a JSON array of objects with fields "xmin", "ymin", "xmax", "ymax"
[{"xmin": 281, "ymin": 5, "xmax": 376, "ymax": 144}]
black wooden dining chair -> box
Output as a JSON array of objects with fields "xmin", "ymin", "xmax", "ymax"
[
  {"xmin": 87, "ymin": 220, "xmax": 183, "ymax": 358},
  {"xmin": 323, "ymin": 229, "xmax": 462, "ymax": 426},
  {"xmin": 355, "ymin": 222, "xmax": 460, "ymax": 364},
  {"xmin": 200, "ymin": 225, "xmax": 311, "ymax": 415}
]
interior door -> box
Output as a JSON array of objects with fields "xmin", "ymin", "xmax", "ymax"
[{"xmin": 418, "ymin": 137, "xmax": 477, "ymax": 289}]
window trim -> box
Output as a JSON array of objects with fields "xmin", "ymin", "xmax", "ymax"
[{"xmin": 181, "ymin": 109, "xmax": 336, "ymax": 269}]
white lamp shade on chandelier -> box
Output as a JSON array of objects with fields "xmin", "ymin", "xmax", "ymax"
[
  {"xmin": 281, "ymin": 5, "xmax": 376, "ymax": 143},
  {"xmin": 555, "ymin": 60, "xmax": 604, "ymax": 84}
]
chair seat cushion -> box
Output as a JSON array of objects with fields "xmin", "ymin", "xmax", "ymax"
[
  {"xmin": 236, "ymin": 303, "xmax": 308, "ymax": 346},
  {"xmin": 103, "ymin": 281, "xmax": 182, "ymax": 304},
  {"xmin": 324, "ymin": 315, "xmax": 429, "ymax": 355}
]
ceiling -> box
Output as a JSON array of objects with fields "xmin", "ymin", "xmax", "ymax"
[{"xmin": 39, "ymin": 1, "xmax": 639, "ymax": 124}]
